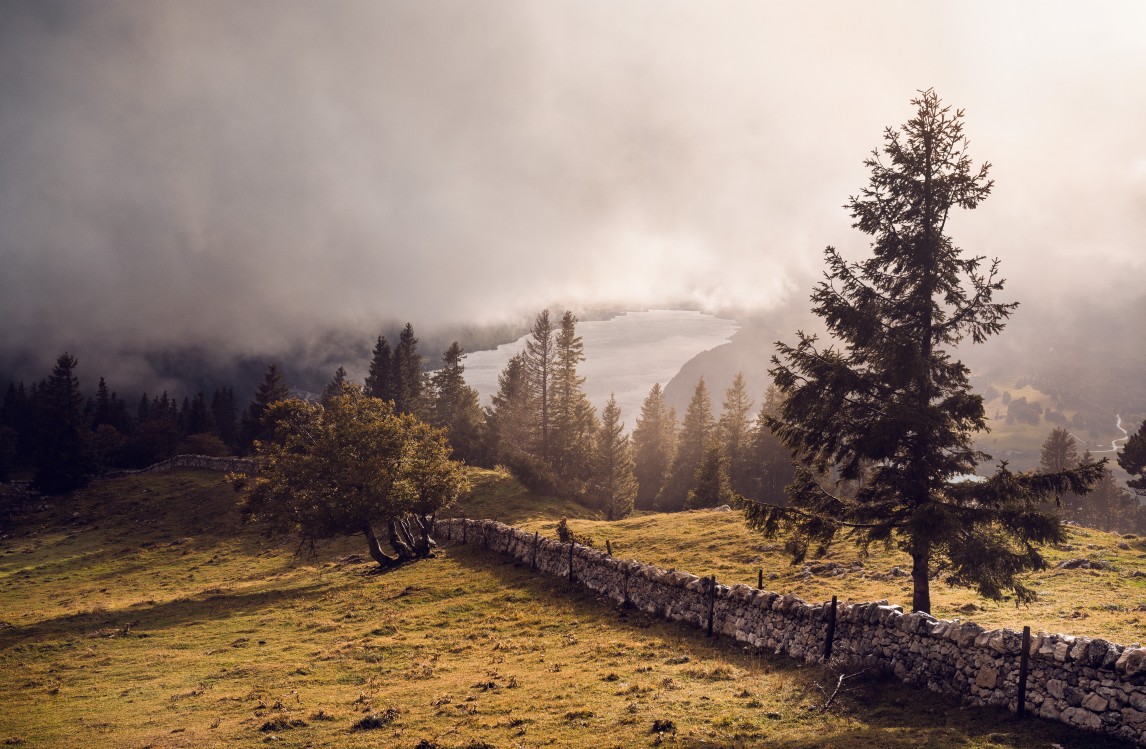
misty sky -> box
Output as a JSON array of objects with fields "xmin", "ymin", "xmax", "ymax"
[{"xmin": 2, "ymin": 1, "xmax": 1144, "ymax": 386}]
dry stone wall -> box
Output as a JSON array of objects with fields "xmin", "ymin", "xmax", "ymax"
[
  {"xmin": 436, "ymin": 517, "xmax": 1146, "ymax": 746},
  {"xmin": 105, "ymin": 454, "xmax": 257, "ymax": 478}
]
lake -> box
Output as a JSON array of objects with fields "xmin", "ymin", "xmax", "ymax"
[{"xmin": 462, "ymin": 310, "xmax": 739, "ymax": 431}]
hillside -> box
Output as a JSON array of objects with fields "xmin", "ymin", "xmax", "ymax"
[{"xmin": 0, "ymin": 470, "xmax": 1138, "ymax": 748}]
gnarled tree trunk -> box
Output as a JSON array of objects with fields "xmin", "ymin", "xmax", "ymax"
[{"xmin": 363, "ymin": 524, "xmax": 399, "ymax": 568}]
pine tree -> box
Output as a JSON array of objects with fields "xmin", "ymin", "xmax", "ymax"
[
  {"xmin": 718, "ymin": 372, "xmax": 754, "ymax": 496},
  {"xmin": 364, "ymin": 335, "xmax": 395, "ymax": 402},
  {"xmin": 632, "ymin": 384, "xmax": 677, "ymax": 509},
  {"xmin": 658, "ymin": 378, "xmax": 714, "ymax": 511},
  {"xmin": 1039, "ymin": 426, "xmax": 1081, "ymax": 517},
  {"xmin": 184, "ymin": 392, "xmax": 214, "ymax": 435},
  {"xmin": 487, "ymin": 353, "xmax": 532, "ymax": 461},
  {"xmin": 33, "ymin": 353, "xmax": 91, "ymax": 493},
  {"xmin": 393, "ymin": 324, "xmax": 425, "ymax": 416},
  {"xmin": 92, "ymin": 377, "xmax": 113, "ymax": 429},
  {"xmin": 243, "ymin": 364, "xmax": 290, "ymax": 448},
  {"xmin": 591, "ymin": 394, "xmax": 638, "ymax": 519},
  {"xmin": 748, "ymin": 90, "xmax": 1104, "ymax": 613},
  {"xmin": 550, "ymin": 311, "xmax": 597, "ymax": 487},
  {"xmin": 211, "ymin": 387, "xmax": 238, "ymax": 447},
  {"xmin": 747, "ymin": 385, "xmax": 796, "ymax": 506},
  {"xmin": 524, "ymin": 310, "xmax": 557, "ymax": 461},
  {"xmin": 322, "ymin": 366, "xmax": 349, "ymax": 406},
  {"xmin": 1119, "ymin": 419, "xmax": 1146, "ymax": 498},
  {"xmin": 430, "ymin": 342, "xmax": 484, "ymax": 463},
  {"xmin": 685, "ymin": 441, "xmax": 734, "ymax": 510}
]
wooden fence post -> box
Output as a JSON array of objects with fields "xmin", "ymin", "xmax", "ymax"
[
  {"xmin": 758, "ymin": 568, "xmax": 763, "ymax": 589},
  {"xmin": 568, "ymin": 542, "xmax": 576, "ymax": 583},
  {"xmin": 823, "ymin": 595, "xmax": 838, "ymax": 661},
  {"xmin": 606, "ymin": 539, "xmax": 612, "ymax": 556},
  {"xmin": 531, "ymin": 531, "xmax": 539, "ymax": 570},
  {"xmin": 1017, "ymin": 625, "xmax": 1031, "ymax": 717},
  {"xmin": 706, "ymin": 576, "xmax": 717, "ymax": 638}
]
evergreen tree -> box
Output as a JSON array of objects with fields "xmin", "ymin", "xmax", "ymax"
[
  {"xmin": 632, "ymin": 383, "xmax": 677, "ymax": 509},
  {"xmin": 1039, "ymin": 426, "xmax": 1081, "ymax": 517},
  {"xmin": 393, "ymin": 323, "xmax": 426, "ymax": 417},
  {"xmin": 1075, "ymin": 450, "xmax": 1137, "ymax": 532},
  {"xmin": 211, "ymin": 387, "xmax": 238, "ymax": 447},
  {"xmin": 550, "ymin": 311, "xmax": 597, "ymax": 488},
  {"xmin": 747, "ymin": 385, "xmax": 797, "ymax": 506},
  {"xmin": 487, "ymin": 353, "xmax": 533, "ymax": 462},
  {"xmin": 243, "ymin": 364, "xmax": 290, "ymax": 448},
  {"xmin": 364, "ymin": 335, "xmax": 395, "ymax": 402},
  {"xmin": 658, "ymin": 378, "xmax": 714, "ymax": 511},
  {"xmin": 92, "ymin": 377, "xmax": 113, "ymax": 429},
  {"xmin": 322, "ymin": 366, "xmax": 349, "ymax": 406},
  {"xmin": 524, "ymin": 310, "xmax": 557, "ymax": 461},
  {"xmin": 747, "ymin": 90, "xmax": 1103, "ymax": 613},
  {"xmin": 33, "ymin": 353, "xmax": 91, "ymax": 493},
  {"xmin": 685, "ymin": 440, "xmax": 735, "ymax": 510},
  {"xmin": 718, "ymin": 372, "xmax": 754, "ymax": 495},
  {"xmin": 430, "ymin": 342, "xmax": 484, "ymax": 463},
  {"xmin": 184, "ymin": 392, "xmax": 214, "ymax": 435},
  {"xmin": 1119, "ymin": 419, "xmax": 1146, "ymax": 498},
  {"xmin": 591, "ymin": 394, "xmax": 637, "ymax": 519}
]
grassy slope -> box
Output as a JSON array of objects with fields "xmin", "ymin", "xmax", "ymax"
[
  {"xmin": 517, "ymin": 511, "xmax": 1146, "ymax": 647},
  {"xmin": 0, "ymin": 470, "xmax": 1137, "ymax": 749}
]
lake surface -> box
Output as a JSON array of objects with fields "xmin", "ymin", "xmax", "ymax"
[{"xmin": 463, "ymin": 310, "xmax": 739, "ymax": 431}]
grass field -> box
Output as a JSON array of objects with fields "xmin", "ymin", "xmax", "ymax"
[{"xmin": 0, "ymin": 470, "xmax": 1140, "ymax": 748}]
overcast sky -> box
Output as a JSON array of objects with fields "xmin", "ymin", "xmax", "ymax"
[{"xmin": 2, "ymin": 1, "xmax": 1144, "ymax": 384}]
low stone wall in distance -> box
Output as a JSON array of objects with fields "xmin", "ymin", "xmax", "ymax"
[
  {"xmin": 436, "ymin": 517, "xmax": 1146, "ymax": 746},
  {"xmin": 105, "ymin": 454, "xmax": 257, "ymax": 478}
]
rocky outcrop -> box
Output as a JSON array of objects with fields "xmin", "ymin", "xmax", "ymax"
[{"xmin": 436, "ymin": 517, "xmax": 1146, "ymax": 746}]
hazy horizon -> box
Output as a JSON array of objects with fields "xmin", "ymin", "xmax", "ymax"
[{"xmin": 2, "ymin": 2, "xmax": 1144, "ymax": 390}]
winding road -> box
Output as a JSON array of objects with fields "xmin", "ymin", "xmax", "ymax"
[{"xmin": 1070, "ymin": 414, "xmax": 1131, "ymax": 454}]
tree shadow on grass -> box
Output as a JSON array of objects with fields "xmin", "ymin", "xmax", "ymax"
[
  {"xmin": 447, "ymin": 543, "xmax": 1139, "ymax": 749},
  {"xmin": 0, "ymin": 581, "xmax": 331, "ymax": 648}
]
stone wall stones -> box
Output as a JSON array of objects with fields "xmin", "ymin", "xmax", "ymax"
[
  {"xmin": 105, "ymin": 454, "xmax": 257, "ymax": 478},
  {"xmin": 436, "ymin": 517, "xmax": 1146, "ymax": 746}
]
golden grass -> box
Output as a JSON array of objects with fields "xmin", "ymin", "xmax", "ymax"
[
  {"xmin": 0, "ymin": 470, "xmax": 1138, "ymax": 748},
  {"xmin": 524, "ymin": 510, "xmax": 1146, "ymax": 646}
]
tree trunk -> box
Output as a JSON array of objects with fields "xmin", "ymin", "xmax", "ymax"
[
  {"xmin": 399, "ymin": 516, "xmax": 428, "ymax": 556},
  {"xmin": 388, "ymin": 519, "xmax": 416, "ymax": 560},
  {"xmin": 363, "ymin": 524, "xmax": 398, "ymax": 568},
  {"xmin": 911, "ymin": 542, "xmax": 932, "ymax": 614},
  {"xmin": 413, "ymin": 514, "xmax": 437, "ymax": 552}
]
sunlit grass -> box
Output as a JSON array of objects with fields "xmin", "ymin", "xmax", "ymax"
[{"xmin": 0, "ymin": 470, "xmax": 1138, "ymax": 748}]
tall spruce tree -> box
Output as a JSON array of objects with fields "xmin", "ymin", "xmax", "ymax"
[
  {"xmin": 746, "ymin": 90, "xmax": 1104, "ymax": 613},
  {"xmin": 718, "ymin": 372, "xmax": 754, "ymax": 496},
  {"xmin": 393, "ymin": 323, "xmax": 425, "ymax": 417},
  {"xmin": 322, "ymin": 366, "xmax": 349, "ymax": 406},
  {"xmin": 632, "ymin": 383, "xmax": 677, "ymax": 509},
  {"xmin": 685, "ymin": 440, "xmax": 735, "ymax": 510},
  {"xmin": 591, "ymin": 394, "xmax": 638, "ymax": 520},
  {"xmin": 1039, "ymin": 427, "xmax": 1081, "ymax": 517},
  {"xmin": 1119, "ymin": 420, "xmax": 1146, "ymax": 498},
  {"xmin": 550, "ymin": 311, "xmax": 597, "ymax": 488},
  {"xmin": 658, "ymin": 378, "xmax": 713, "ymax": 511},
  {"xmin": 33, "ymin": 353, "xmax": 90, "ymax": 493},
  {"xmin": 364, "ymin": 335, "xmax": 395, "ymax": 402},
  {"xmin": 243, "ymin": 364, "xmax": 290, "ymax": 448},
  {"xmin": 524, "ymin": 310, "xmax": 557, "ymax": 461},
  {"xmin": 747, "ymin": 385, "xmax": 796, "ymax": 506},
  {"xmin": 487, "ymin": 353, "xmax": 533, "ymax": 462},
  {"xmin": 430, "ymin": 342, "xmax": 484, "ymax": 463}
]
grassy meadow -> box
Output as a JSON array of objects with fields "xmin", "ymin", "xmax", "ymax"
[{"xmin": 0, "ymin": 469, "xmax": 1141, "ymax": 748}]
